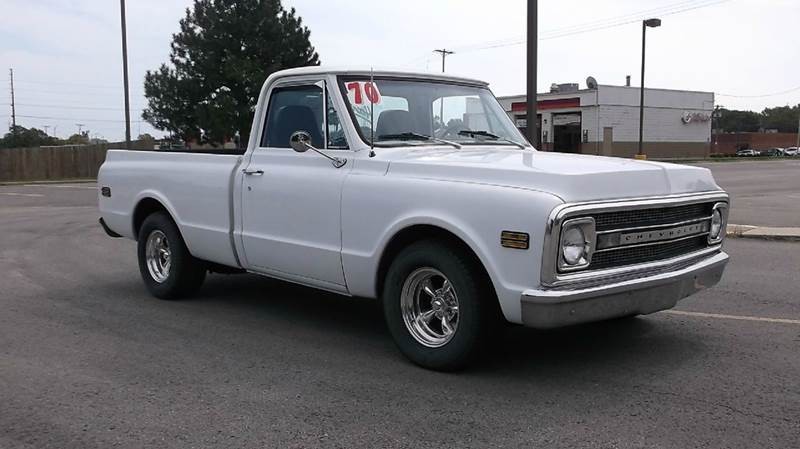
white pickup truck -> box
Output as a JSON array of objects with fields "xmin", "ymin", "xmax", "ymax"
[{"xmin": 99, "ymin": 67, "xmax": 730, "ymax": 370}]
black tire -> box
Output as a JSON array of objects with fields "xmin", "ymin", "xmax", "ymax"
[
  {"xmin": 137, "ymin": 212, "xmax": 206, "ymax": 299},
  {"xmin": 382, "ymin": 240, "xmax": 500, "ymax": 371}
]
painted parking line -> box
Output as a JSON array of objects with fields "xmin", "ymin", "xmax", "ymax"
[
  {"xmin": 22, "ymin": 184, "xmax": 97, "ymax": 190},
  {"xmin": 664, "ymin": 310, "xmax": 800, "ymax": 325},
  {"xmin": 0, "ymin": 192, "xmax": 45, "ymax": 197}
]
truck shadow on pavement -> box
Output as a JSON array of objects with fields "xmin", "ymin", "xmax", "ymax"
[{"xmin": 175, "ymin": 272, "xmax": 706, "ymax": 380}]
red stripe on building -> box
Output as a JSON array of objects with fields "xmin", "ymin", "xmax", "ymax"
[{"xmin": 511, "ymin": 98, "xmax": 580, "ymax": 112}]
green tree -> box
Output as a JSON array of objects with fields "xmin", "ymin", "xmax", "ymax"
[
  {"xmin": 760, "ymin": 104, "xmax": 800, "ymax": 133},
  {"xmin": 0, "ymin": 126, "xmax": 60, "ymax": 148},
  {"xmin": 142, "ymin": 0, "xmax": 320, "ymax": 145},
  {"xmin": 715, "ymin": 107, "xmax": 761, "ymax": 133},
  {"xmin": 65, "ymin": 131, "xmax": 90, "ymax": 145}
]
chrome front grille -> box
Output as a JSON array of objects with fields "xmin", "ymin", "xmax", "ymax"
[
  {"xmin": 590, "ymin": 235, "xmax": 709, "ymax": 270},
  {"xmin": 588, "ymin": 202, "xmax": 715, "ymax": 270},
  {"xmin": 591, "ymin": 202, "xmax": 713, "ymax": 231},
  {"xmin": 541, "ymin": 193, "xmax": 729, "ymax": 288}
]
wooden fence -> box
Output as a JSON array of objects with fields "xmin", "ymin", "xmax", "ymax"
[{"xmin": 0, "ymin": 144, "xmax": 110, "ymax": 183}]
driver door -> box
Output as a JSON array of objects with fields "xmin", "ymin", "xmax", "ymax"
[{"xmin": 239, "ymin": 80, "xmax": 351, "ymax": 291}]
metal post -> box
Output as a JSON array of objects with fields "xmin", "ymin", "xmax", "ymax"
[
  {"xmin": 526, "ymin": 0, "xmax": 538, "ymax": 147},
  {"xmin": 120, "ymin": 0, "xmax": 132, "ymax": 149},
  {"xmin": 638, "ymin": 21, "xmax": 646, "ymax": 158}
]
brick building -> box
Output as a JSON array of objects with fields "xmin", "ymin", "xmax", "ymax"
[
  {"xmin": 497, "ymin": 81, "xmax": 714, "ymax": 158},
  {"xmin": 711, "ymin": 132, "xmax": 799, "ymax": 154}
]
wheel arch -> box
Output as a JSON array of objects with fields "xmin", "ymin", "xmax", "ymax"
[
  {"xmin": 132, "ymin": 197, "xmax": 175, "ymax": 240},
  {"xmin": 375, "ymin": 224, "xmax": 497, "ymax": 303}
]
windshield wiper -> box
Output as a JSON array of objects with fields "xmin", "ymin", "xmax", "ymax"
[
  {"xmin": 458, "ymin": 130, "xmax": 527, "ymax": 149},
  {"xmin": 377, "ymin": 132, "xmax": 461, "ymax": 149}
]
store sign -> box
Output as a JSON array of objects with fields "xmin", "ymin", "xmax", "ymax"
[
  {"xmin": 681, "ymin": 111, "xmax": 711, "ymax": 124},
  {"xmin": 552, "ymin": 114, "xmax": 581, "ymax": 126}
]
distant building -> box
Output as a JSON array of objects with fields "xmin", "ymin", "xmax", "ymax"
[
  {"xmin": 497, "ymin": 81, "xmax": 714, "ymax": 158},
  {"xmin": 712, "ymin": 132, "xmax": 798, "ymax": 154}
]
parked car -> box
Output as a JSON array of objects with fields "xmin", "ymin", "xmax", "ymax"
[
  {"xmin": 784, "ymin": 147, "xmax": 799, "ymax": 156},
  {"xmin": 98, "ymin": 67, "xmax": 730, "ymax": 370},
  {"xmin": 762, "ymin": 147, "xmax": 786, "ymax": 157},
  {"xmin": 736, "ymin": 149, "xmax": 760, "ymax": 157}
]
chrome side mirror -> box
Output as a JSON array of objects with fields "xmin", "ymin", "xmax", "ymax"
[
  {"xmin": 288, "ymin": 130, "xmax": 347, "ymax": 169},
  {"xmin": 290, "ymin": 131, "xmax": 312, "ymax": 153}
]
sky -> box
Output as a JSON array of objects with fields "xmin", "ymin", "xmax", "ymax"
[{"xmin": 1, "ymin": 0, "xmax": 798, "ymax": 142}]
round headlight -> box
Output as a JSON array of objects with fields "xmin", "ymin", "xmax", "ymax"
[
  {"xmin": 562, "ymin": 226, "xmax": 587, "ymax": 265},
  {"xmin": 709, "ymin": 208, "xmax": 723, "ymax": 240}
]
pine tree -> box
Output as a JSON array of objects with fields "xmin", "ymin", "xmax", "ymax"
[{"xmin": 142, "ymin": 0, "xmax": 319, "ymax": 146}]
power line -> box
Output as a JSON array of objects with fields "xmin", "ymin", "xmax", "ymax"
[
  {"xmin": 14, "ymin": 113, "xmax": 144, "ymax": 123},
  {"xmin": 400, "ymin": 0, "xmax": 729, "ymax": 66},
  {"xmin": 11, "ymin": 86, "xmax": 132, "ymax": 97},
  {"xmin": 537, "ymin": 0, "xmax": 712, "ymax": 38},
  {"xmin": 14, "ymin": 79, "xmax": 122, "ymax": 90},
  {"xmin": 716, "ymin": 85, "xmax": 800, "ymax": 99},
  {"xmin": 540, "ymin": 0, "xmax": 729, "ymax": 41},
  {"xmin": 444, "ymin": 0, "xmax": 730, "ymax": 54},
  {"xmin": 0, "ymin": 102, "xmax": 145, "ymax": 111}
]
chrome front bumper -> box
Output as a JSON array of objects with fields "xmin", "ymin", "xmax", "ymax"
[{"xmin": 520, "ymin": 251, "xmax": 729, "ymax": 329}]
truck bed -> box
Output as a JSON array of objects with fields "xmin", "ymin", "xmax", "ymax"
[{"xmin": 98, "ymin": 149, "xmax": 242, "ymax": 268}]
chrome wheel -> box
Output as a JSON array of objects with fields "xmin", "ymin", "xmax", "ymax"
[
  {"xmin": 401, "ymin": 267, "xmax": 459, "ymax": 348},
  {"xmin": 145, "ymin": 230, "xmax": 171, "ymax": 283}
]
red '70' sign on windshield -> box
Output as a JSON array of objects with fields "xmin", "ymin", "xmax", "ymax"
[{"xmin": 346, "ymin": 82, "xmax": 381, "ymax": 105}]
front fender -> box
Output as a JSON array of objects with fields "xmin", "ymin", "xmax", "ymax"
[{"xmin": 340, "ymin": 176, "xmax": 563, "ymax": 324}]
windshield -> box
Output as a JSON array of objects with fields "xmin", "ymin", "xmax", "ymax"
[{"xmin": 337, "ymin": 76, "xmax": 530, "ymax": 148}]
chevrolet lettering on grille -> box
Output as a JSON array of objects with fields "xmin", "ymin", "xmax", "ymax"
[{"xmin": 619, "ymin": 221, "xmax": 709, "ymax": 246}]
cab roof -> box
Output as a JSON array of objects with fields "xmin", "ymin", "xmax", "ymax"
[{"xmin": 266, "ymin": 66, "xmax": 489, "ymax": 87}]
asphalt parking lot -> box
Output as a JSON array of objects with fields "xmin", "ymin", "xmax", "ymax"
[
  {"xmin": 1, "ymin": 182, "xmax": 799, "ymax": 448},
  {"xmin": 696, "ymin": 159, "xmax": 800, "ymax": 227}
]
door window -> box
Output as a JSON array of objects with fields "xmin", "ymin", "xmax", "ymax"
[
  {"xmin": 262, "ymin": 85, "xmax": 324, "ymax": 148},
  {"xmin": 261, "ymin": 84, "xmax": 348, "ymax": 150}
]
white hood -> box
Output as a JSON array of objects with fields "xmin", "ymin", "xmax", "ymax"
[{"xmin": 380, "ymin": 147, "xmax": 721, "ymax": 202}]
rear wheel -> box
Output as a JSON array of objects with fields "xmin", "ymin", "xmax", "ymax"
[
  {"xmin": 382, "ymin": 240, "xmax": 499, "ymax": 371},
  {"xmin": 137, "ymin": 212, "xmax": 206, "ymax": 299}
]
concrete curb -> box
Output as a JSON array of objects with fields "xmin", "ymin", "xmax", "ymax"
[{"xmin": 727, "ymin": 224, "xmax": 800, "ymax": 242}]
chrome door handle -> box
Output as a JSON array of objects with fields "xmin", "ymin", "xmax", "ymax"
[{"xmin": 242, "ymin": 168, "xmax": 264, "ymax": 176}]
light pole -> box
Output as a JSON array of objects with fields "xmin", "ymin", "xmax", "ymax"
[{"xmin": 637, "ymin": 18, "xmax": 661, "ymax": 159}]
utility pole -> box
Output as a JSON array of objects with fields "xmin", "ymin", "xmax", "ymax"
[
  {"xmin": 433, "ymin": 49, "xmax": 454, "ymax": 73},
  {"xmin": 120, "ymin": 0, "xmax": 132, "ymax": 149},
  {"xmin": 76, "ymin": 123, "xmax": 85, "ymax": 135},
  {"xmin": 526, "ymin": 0, "xmax": 538, "ymax": 147},
  {"xmin": 44, "ymin": 125, "xmax": 50, "ymax": 136},
  {"xmin": 796, "ymin": 111, "xmax": 800, "ymax": 149},
  {"xmin": 9, "ymin": 68, "xmax": 16, "ymax": 146}
]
